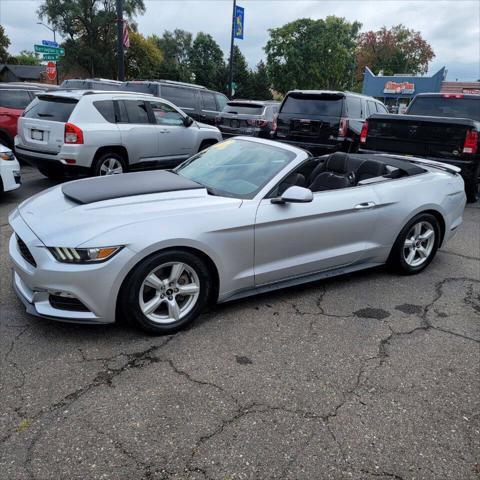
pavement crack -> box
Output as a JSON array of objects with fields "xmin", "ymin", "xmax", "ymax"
[{"xmin": 361, "ymin": 469, "xmax": 405, "ymax": 479}]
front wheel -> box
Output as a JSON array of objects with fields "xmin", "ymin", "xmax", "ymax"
[
  {"xmin": 388, "ymin": 213, "xmax": 440, "ymax": 275},
  {"xmin": 120, "ymin": 250, "xmax": 211, "ymax": 334}
]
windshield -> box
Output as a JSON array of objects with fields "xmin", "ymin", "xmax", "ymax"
[
  {"xmin": 281, "ymin": 94, "xmax": 344, "ymax": 116},
  {"xmin": 407, "ymin": 96, "xmax": 480, "ymax": 121},
  {"xmin": 175, "ymin": 139, "xmax": 296, "ymax": 199}
]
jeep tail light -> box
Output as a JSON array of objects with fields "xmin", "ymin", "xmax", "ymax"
[
  {"xmin": 463, "ymin": 129, "xmax": 478, "ymax": 154},
  {"xmin": 360, "ymin": 121, "xmax": 369, "ymax": 144},
  {"xmin": 338, "ymin": 118, "xmax": 349, "ymax": 137},
  {"xmin": 64, "ymin": 123, "xmax": 84, "ymax": 144}
]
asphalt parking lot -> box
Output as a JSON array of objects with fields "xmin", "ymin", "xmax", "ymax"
[{"xmin": 1, "ymin": 166, "xmax": 479, "ymax": 480}]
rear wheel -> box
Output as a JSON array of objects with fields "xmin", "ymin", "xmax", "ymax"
[
  {"xmin": 38, "ymin": 166, "xmax": 66, "ymax": 180},
  {"xmin": 120, "ymin": 250, "xmax": 211, "ymax": 334},
  {"xmin": 465, "ymin": 164, "xmax": 479, "ymax": 203},
  {"xmin": 92, "ymin": 152, "xmax": 126, "ymax": 176},
  {"xmin": 388, "ymin": 213, "xmax": 440, "ymax": 274}
]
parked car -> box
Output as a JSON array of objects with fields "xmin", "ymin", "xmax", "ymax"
[
  {"xmin": 60, "ymin": 78, "xmax": 124, "ymax": 91},
  {"xmin": 215, "ymin": 100, "xmax": 280, "ymax": 138},
  {"xmin": 0, "ymin": 83, "xmax": 57, "ymax": 149},
  {"xmin": 0, "ymin": 143, "xmax": 21, "ymax": 194},
  {"xmin": 14, "ymin": 90, "xmax": 222, "ymax": 179},
  {"xmin": 272, "ymin": 90, "xmax": 389, "ymax": 155},
  {"xmin": 121, "ymin": 80, "xmax": 229, "ymax": 126},
  {"xmin": 359, "ymin": 93, "xmax": 480, "ymax": 202},
  {"xmin": 9, "ymin": 137, "xmax": 465, "ymax": 334}
]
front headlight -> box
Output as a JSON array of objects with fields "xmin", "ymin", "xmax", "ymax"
[
  {"xmin": 0, "ymin": 151, "xmax": 15, "ymax": 161},
  {"xmin": 48, "ymin": 246, "xmax": 123, "ymax": 263}
]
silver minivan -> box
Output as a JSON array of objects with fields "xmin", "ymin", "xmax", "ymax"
[{"xmin": 15, "ymin": 90, "xmax": 222, "ymax": 178}]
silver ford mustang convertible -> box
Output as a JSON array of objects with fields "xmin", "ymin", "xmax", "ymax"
[{"xmin": 9, "ymin": 137, "xmax": 466, "ymax": 334}]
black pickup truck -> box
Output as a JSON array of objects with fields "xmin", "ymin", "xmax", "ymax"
[{"xmin": 359, "ymin": 93, "xmax": 480, "ymax": 202}]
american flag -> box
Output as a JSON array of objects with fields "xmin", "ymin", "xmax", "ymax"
[{"xmin": 123, "ymin": 21, "xmax": 130, "ymax": 49}]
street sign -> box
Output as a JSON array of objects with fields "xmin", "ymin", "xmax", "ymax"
[
  {"xmin": 46, "ymin": 61, "xmax": 57, "ymax": 81},
  {"xmin": 42, "ymin": 39, "xmax": 59, "ymax": 48},
  {"xmin": 43, "ymin": 54, "xmax": 60, "ymax": 61},
  {"xmin": 34, "ymin": 44, "xmax": 64, "ymax": 55},
  {"xmin": 234, "ymin": 5, "xmax": 244, "ymax": 39}
]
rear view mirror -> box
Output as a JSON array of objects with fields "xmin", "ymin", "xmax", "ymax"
[
  {"xmin": 271, "ymin": 186, "xmax": 313, "ymax": 204},
  {"xmin": 183, "ymin": 116, "xmax": 194, "ymax": 127}
]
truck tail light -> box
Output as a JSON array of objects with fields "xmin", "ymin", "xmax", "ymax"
[
  {"xmin": 360, "ymin": 121, "xmax": 369, "ymax": 144},
  {"xmin": 463, "ymin": 129, "xmax": 478, "ymax": 154},
  {"xmin": 64, "ymin": 123, "xmax": 84, "ymax": 144},
  {"xmin": 338, "ymin": 118, "xmax": 349, "ymax": 137}
]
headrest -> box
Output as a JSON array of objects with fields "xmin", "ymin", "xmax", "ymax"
[{"xmin": 326, "ymin": 152, "xmax": 349, "ymax": 173}]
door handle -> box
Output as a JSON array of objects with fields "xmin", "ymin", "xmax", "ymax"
[
  {"xmin": 159, "ymin": 129, "xmax": 170, "ymax": 133},
  {"xmin": 354, "ymin": 202, "xmax": 376, "ymax": 210}
]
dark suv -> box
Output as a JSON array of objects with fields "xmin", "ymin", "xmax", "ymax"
[
  {"xmin": 0, "ymin": 83, "xmax": 57, "ymax": 148},
  {"xmin": 120, "ymin": 80, "xmax": 229, "ymax": 126},
  {"xmin": 60, "ymin": 78, "xmax": 124, "ymax": 91},
  {"xmin": 216, "ymin": 100, "xmax": 280, "ymax": 138},
  {"xmin": 272, "ymin": 90, "xmax": 388, "ymax": 155}
]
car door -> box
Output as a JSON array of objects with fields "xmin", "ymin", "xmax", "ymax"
[
  {"xmin": 115, "ymin": 99, "xmax": 159, "ymax": 165},
  {"xmin": 160, "ymin": 85, "xmax": 199, "ymax": 121},
  {"xmin": 148, "ymin": 100, "xmax": 197, "ymax": 162},
  {"xmin": 254, "ymin": 185, "xmax": 379, "ymax": 286},
  {"xmin": 199, "ymin": 91, "xmax": 219, "ymax": 125}
]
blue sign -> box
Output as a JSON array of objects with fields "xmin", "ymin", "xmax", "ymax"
[
  {"xmin": 234, "ymin": 5, "xmax": 244, "ymax": 39},
  {"xmin": 42, "ymin": 39, "xmax": 59, "ymax": 48}
]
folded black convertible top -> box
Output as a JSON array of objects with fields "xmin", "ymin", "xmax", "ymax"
[{"xmin": 62, "ymin": 170, "xmax": 203, "ymax": 205}]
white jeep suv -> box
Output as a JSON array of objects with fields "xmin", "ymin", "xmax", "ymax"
[{"xmin": 15, "ymin": 90, "xmax": 222, "ymax": 178}]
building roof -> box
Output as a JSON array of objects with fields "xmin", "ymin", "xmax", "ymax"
[{"xmin": 0, "ymin": 64, "xmax": 45, "ymax": 81}]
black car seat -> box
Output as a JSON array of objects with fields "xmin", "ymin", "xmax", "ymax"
[
  {"xmin": 356, "ymin": 160, "xmax": 387, "ymax": 183},
  {"xmin": 309, "ymin": 152, "xmax": 354, "ymax": 191},
  {"xmin": 278, "ymin": 172, "xmax": 306, "ymax": 195}
]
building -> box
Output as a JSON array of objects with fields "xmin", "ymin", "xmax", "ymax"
[
  {"xmin": 362, "ymin": 67, "xmax": 446, "ymax": 112},
  {"xmin": 0, "ymin": 64, "xmax": 46, "ymax": 83},
  {"xmin": 441, "ymin": 81, "xmax": 480, "ymax": 95}
]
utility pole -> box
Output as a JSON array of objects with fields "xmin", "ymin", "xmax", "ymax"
[
  {"xmin": 116, "ymin": 0, "xmax": 125, "ymax": 81},
  {"xmin": 228, "ymin": 0, "xmax": 236, "ymax": 98}
]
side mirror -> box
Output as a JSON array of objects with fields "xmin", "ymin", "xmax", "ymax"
[
  {"xmin": 183, "ymin": 116, "xmax": 194, "ymax": 127},
  {"xmin": 271, "ymin": 186, "xmax": 313, "ymax": 205}
]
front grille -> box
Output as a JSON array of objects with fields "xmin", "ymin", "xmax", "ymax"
[
  {"xmin": 49, "ymin": 295, "xmax": 90, "ymax": 312},
  {"xmin": 16, "ymin": 235, "xmax": 36, "ymax": 267}
]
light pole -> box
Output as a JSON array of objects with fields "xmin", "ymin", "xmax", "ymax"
[
  {"xmin": 37, "ymin": 21, "xmax": 59, "ymax": 85},
  {"xmin": 228, "ymin": 0, "xmax": 236, "ymax": 98}
]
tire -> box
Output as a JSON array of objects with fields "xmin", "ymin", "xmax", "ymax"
[
  {"xmin": 388, "ymin": 213, "xmax": 441, "ymax": 275},
  {"xmin": 465, "ymin": 164, "xmax": 479, "ymax": 203},
  {"xmin": 38, "ymin": 166, "xmax": 66, "ymax": 180},
  {"xmin": 92, "ymin": 152, "xmax": 126, "ymax": 177},
  {"xmin": 120, "ymin": 250, "xmax": 212, "ymax": 334}
]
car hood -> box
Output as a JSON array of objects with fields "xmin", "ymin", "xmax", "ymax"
[{"xmin": 17, "ymin": 172, "xmax": 242, "ymax": 247}]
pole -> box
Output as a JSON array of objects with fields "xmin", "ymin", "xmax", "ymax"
[
  {"xmin": 53, "ymin": 30, "xmax": 59, "ymax": 85},
  {"xmin": 116, "ymin": 0, "xmax": 125, "ymax": 81},
  {"xmin": 228, "ymin": 0, "xmax": 236, "ymax": 98}
]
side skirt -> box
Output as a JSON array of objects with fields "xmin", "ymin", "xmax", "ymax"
[{"xmin": 218, "ymin": 261, "xmax": 384, "ymax": 303}]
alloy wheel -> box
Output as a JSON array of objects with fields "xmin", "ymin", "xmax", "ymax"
[
  {"xmin": 138, "ymin": 262, "xmax": 200, "ymax": 324},
  {"xmin": 403, "ymin": 221, "xmax": 435, "ymax": 267},
  {"xmin": 99, "ymin": 157, "xmax": 123, "ymax": 175}
]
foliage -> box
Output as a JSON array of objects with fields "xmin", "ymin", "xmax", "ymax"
[
  {"xmin": 10, "ymin": 50, "xmax": 42, "ymax": 65},
  {"xmin": 247, "ymin": 61, "xmax": 273, "ymax": 100},
  {"xmin": 265, "ymin": 16, "xmax": 361, "ymax": 94},
  {"xmin": 38, "ymin": 0, "xmax": 145, "ymax": 78},
  {"xmin": 125, "ymin": 31, "xmax": 162, "ymax": 79},
  {"xmin": 0, "ymin": 25, "xmax": 11, "ymax": 63},
  {"xmin": 356, "ymin": 25, "xmax": 435, "ymax": 79},
  {"xmin": 153, "ymin": 29, "xmax": 193, "ymax": 82}
]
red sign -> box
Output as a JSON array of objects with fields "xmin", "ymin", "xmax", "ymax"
[
  {"xmin": 46, "ymin": 61, "xmax": 57, "ymax": 81},
  {"xmin": 383, "ymin": 81, "xmax": 415, "ymax": 94}
]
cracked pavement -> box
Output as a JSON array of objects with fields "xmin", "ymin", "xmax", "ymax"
[{"xmin": 1, "ymin": 167, "xmax": 479, "ymax": 480}]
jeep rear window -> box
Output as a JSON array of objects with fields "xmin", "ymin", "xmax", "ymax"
[
  {"xmin": 0, "ymin": 90, "xmax": 32, "ymax": 109},
  {"xmin": 224, "ymin": 103, "xmax": 265, "ymax": 115},
  {"xmin": 281, "ymin": 94, "xmax": 344, "ymax": 116},
  {"xmin": 23, "ymin": 96, "xmax": 78, "ymax": 122},
  {"xmin": 407, "ymin": 97, "xmax": 480, "ymax": 121}
]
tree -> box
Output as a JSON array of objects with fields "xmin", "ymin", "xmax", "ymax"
[
  {"xmin": 189, "ymin": 32, "xmax": 225, "ymax": 91},
  {"xmin": 10, "ymin": 50, "xmax": 42, "ymax": 65},
  {"xmin": 125, "ymin": 31, "xmax": 162, "ymax": 79},
  {"xmin": 154, "ymin": 29, "xmax": 193, "ymax": 81},
  {"xmin": 356, "ymin": 25, "xmax": 435, "ymax": 80},
  {"xmin": 265, "ymin": 16, "xmax": 361, "ymax": 94},
  {"xmin": 0, "ymin": 25, "xmax": 11, "ymax": 63},
  {"xmin": 38, "ymin": 0, "xmax": 145, "ymax": 78},
  {"xmin": 247, "ymin": 61, "xmax": 272, "ymax": 100},
  {"xmin": 230, "ymin": 45, "xmax": 251, "ymax": 98}
]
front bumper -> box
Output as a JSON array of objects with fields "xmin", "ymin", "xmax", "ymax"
[
  {"xmin": 8, "ymin": 210, "xmax": 130, "ymax": 324},
  {"xmin": 0, "ymin": 157, "xmax": 21, "ymax": 192}
]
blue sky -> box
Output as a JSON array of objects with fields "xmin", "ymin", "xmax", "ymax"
[{"xmin": 1, "ymin": 0, "xmax": 479, "ymax": 81}]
